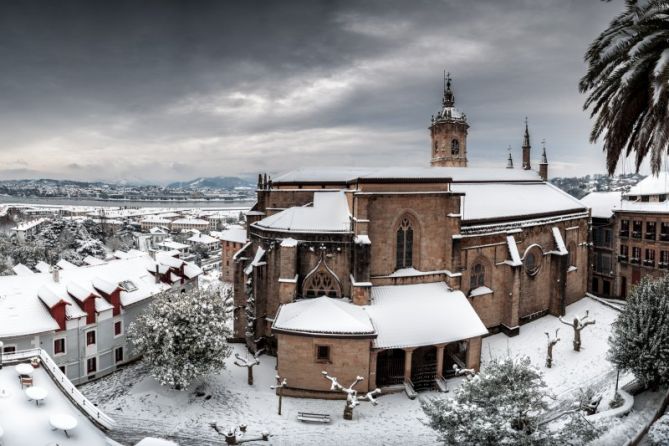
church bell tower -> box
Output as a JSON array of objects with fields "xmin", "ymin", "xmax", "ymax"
[{"xmin": 430, "ymin": 72, "xmax": 469, "ymax": 167}]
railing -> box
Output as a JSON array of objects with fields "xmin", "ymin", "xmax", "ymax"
[
  {"xmin": 3, "ymin": 348, "xmax": 115, "ymax": 431},
  {"xmin": 643, "ymin": 259, "xmax": 655, "ymax": 267},
  {"xmin": 646, "ymin": 233, "xmax": 656, "ymax": 241},
  {"xmin": 618, "ymin": 255, "xmax": 628, "ymax": 263},
  {"xmin": 619, "ymin": 230, "xmax": 629, "ymax": 238},
  {"xmin": 632, "ymin": 231, "xmax": 642, "ymax": 239},
  {"xmin": 630, "ymin": 257, "xmax": 640, "ymax": 265},
  {"xmin": 660, "ymin": 233, "xmax": 669, "ymax": 242}
]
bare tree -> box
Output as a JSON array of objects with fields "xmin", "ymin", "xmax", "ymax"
[
  {"xmin": 559, "ymin": 311, "xmax": 596, "ymax": 352},
  {"xmin": 210, "ymin": 422, "xmax": 270, "ymax": 445},
  {"xmin": 545, "ymin": 329, "xmax": 560, "ymax": 368},
  {"xmin": 322, "ymin": 371, "xmax": 381, "ymax": 420},
  {"xmin": 270, "ymin": 375, "xmax": 287, "ymax": 415},
  {"xmin": 234, "ymin": 349, "xmax": 264, "ymax": 385}
]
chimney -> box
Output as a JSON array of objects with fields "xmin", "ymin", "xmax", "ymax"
[
  {"xmin": 506, "ymin": 148, "xmax": 514, "ymax": 169},
  {"xmin": 155, "ymin": 264, "xmax": 161, "ymax": 284},
  {"xmin": 52, "ymin": 266, "xmax": 60, "ymax": 283}
]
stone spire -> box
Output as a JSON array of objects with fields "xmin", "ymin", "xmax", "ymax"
[
  {"xmin": 506, "ymin": 146, "xmax": 514, "ymax": 169},
  {"xmin": 442, "ymin": 71, "xmax": 455, "ymax": 107},
  {"xmin": 522, "ymin": 117, "xmax": 531, "ymax": 170},
  {"xmin": 539, "ymin": 139, "xmax": 548, "ymax": 181}
]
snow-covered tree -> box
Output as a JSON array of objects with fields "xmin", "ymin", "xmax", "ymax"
[
  {"xmin": 608, "ymin": 275, "xmax": 669, "ymax": 390},
  {"xmin": 422, "ymin": 356, "xmax": 596, "ymax": 445},
  {"xmin": 649, "ymin": 413, "xmax": 669, "ymax": 446},
  {"xmin": 128, "ymin": 287, "xmax": 232, "ymax": 390}
]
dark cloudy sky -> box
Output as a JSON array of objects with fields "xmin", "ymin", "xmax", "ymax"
[{"xmin": 0, "ymin": 0, "xmax": 629, "ymax": 184}]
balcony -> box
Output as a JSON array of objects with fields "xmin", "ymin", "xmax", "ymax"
[
  {"xmin": 643, "ymin": 259, "xmax": 655, "ymax": 267},
  {"xmin": 618, "ymin": 255, "xmax": 628, "ymax": 263},
  {"xmin": 659, "ymin": 262, "xmax": 669, "ymax": 270},
  {"xmin": 630, "ymin": 257, "xmax": 640, "ymax": 264},
  {"xmin": 619, "ymin": 231, "xmax": 629, "ymax": 238},
  {"xmin": 661, "ymin": 233, "xmax": 669, "ymax": 242},
  {"xmin": 646, "ymin": 233, "xmax": 656, "ymax": 241},
  {"xmin": 632, "ymin": 231, "xmax": 642, "ymax": 239}
]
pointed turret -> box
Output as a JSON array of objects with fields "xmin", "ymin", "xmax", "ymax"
[
  {"xmin": 506, "ymin": 147, "xmax": 514, "ymax": 169},
  {"xmin": 539, "ymin": 140, "xmax": 548, "ymax": 181},
  {"xmin": 522, "ymin": 117, "xmax": 531, "ymax": 170},
  {"xmin": 442, "ymin": 71, "xmax": 455, "ymax": 108}
]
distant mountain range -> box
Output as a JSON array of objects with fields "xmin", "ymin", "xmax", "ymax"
[{"xmin": 167, "ymin": 176, "xmax": 254, "ymax": 189}]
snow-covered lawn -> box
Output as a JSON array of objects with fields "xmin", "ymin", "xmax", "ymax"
[
  {"xmin": 81, "ymin": 296, "xmax": 624, "ymax": 445},
  {"xmin": 483, "ymin": 297, "xmax": 624, "ymax": 401}
]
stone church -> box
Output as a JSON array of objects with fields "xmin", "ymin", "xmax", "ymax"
[{"xmin": 232, "ymin": 75, "xmax": 589, "ymax": 398}]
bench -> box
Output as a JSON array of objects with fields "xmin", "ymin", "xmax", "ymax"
[{"xmin": 297, "ymin": 412, "xmax": 331, "ymax": 424}]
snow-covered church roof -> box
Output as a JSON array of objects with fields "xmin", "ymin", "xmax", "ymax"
[
  {"xmin": 273, "ymin": 296, "xmax": 375, "ymax": 336},
  {"xmin": 254, "ymin": 190, "xmax": 351, "ymax": 233},
  {"xmin": 365, "ymin": 282, "xmax": 488, "ymax": 349},
  {"xmin": 451, "ymin": 182, "xmax": 586, "ymax": 222},
  {"xmin": 272, "ymin": 166, "xmax": 541, "ymax": 184},
  {"xmin": 272, "ymin": 282, "xmax": 488, "ymax": 348}
]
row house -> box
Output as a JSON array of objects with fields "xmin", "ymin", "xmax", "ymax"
[{"xmin": 0, "ymin": 251, "xmax": 202, "ymax": 384}]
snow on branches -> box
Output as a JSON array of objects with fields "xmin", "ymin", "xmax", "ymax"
[
  {"xmin": 128, "ymin": 287, "xmax": 232, "ymax": 390},
  {"xmin": 609, "ymin": 275, "xmax": 669, "ymax": 390},
  {"xmin": 234, "ymin": 349, "xmax": 264, "ymax": 385},
  {"xmin": 321, "ymin": 371, "xmax": 381, "ymax": 420},
  {"xmin": 559, "ymin": 310, "xmax": 595, "ymax": 352},
  {"xmin": 422, "ymin": 355, "xmax": 597, "ymax": 445}
]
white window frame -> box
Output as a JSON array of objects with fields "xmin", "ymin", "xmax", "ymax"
[
  {"xmin": 53, "ymin": 337, "xmax": 67, "ymax": 356},
  {"xmin": 113, "ymin": 319, "xmax": 123, "ymax": 338}
]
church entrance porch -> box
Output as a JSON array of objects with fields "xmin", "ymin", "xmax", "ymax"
[
  {"xmin": 376, "ymin": 349, "xmax": 405, "ymax": 387},
  {"xmin": 409, "ymin": 346, "xmax": 437, "ymax": 391},
  {"xmin": 442, "ymin": 341, "xmax": 467, "ymax": 377}
]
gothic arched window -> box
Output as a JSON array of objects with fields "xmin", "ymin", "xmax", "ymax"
[
  {"xmin": 303, "ymin": 270, "xmax": 340, "ymax": 298},
  {"xmin": 470, "ymin": 263, "xmax": 485, "ymax": 289},
  {"xmin": 451, "ymin": 139, "xmax": 460, "ymax": 155},
  {"xmin": 396, "ymin": 217, "xmax": 414, "ymax": 269}
]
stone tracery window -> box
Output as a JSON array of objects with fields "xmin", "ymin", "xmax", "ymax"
[
  {"xmin": 302, "ymin": 253, "xmax": 342, "ymax": 299},
  {"xmin": 396, "ymin": 216, "xmax": 414, "ymax": 269},
  {"xmin": 469, "ymin": 263, "xmax": 485, "ymax": 289},
  {"xmin": 451, "ymin": 139, "xmax": 460, "ymax": 155}
]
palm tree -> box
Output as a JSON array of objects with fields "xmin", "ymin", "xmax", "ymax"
[{"xmin": 580, "ymin": 0, "xmax": 669, "ymax": 175}]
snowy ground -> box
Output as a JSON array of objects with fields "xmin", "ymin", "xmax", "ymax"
[
  {"xmin": 483, "ymin": 297, "xmax": 626, "ymax": 402},
  {"xmin": 81, "ymin": 296, "xmax": 641, "ymax": 446}
]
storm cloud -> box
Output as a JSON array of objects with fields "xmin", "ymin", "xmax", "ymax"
[{"xmin": 0, "ymin": 0, "xmax": 626, "ymax": 183}]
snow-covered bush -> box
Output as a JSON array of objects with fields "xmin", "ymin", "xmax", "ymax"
[
  {"xmin": 422, "ymin": 356, "xmax": 596, "ymax": 446},
  {"xmin": 128, "ymin": 288, "xmax": 232, "ymax": 390},
  {"xmin": 608, "ymin": 275, "xmax": 669, "ymax": 389},
  {"xmin": 649, "ymin": 413, "xmax": 669, "ymax": 446}
]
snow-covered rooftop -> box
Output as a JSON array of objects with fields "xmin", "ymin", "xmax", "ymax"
[
  {"xmin": 158, "ymin": 240, "xmax": 190, "ymax": 250},
  {"xmin": 171, "ymin": 218, "xmax": 209, "ymax": 225},
  {"xmin": 273, "ymin": 296, "xmax": 375, "ymax": 335},
  {"xmin": 254, "ymin": 190, "xmax": 351, "ymax": 233},
  {"xmin": 451, "ymin": 182, "xmax": 586, "ymax": 221},
  {"xmin": 0, "ymin": 365, "xmax": 112, "ymax": 445},
  {"xmin": 187, "ymin": 233, "xmax": 219, "ymax": 244},
  {"xmin": 213, "ymin": 225, "xmax": 247, "ymax": 244},
  {"xmin": 581, "ymin": 191, "xmax": 622, "ymax": 219},
  {"xmin": 365, "ymin": 282, "xmax": 488, "ymax": 349},
  {"xmin": 0, "ymin": 251, "xmax": 201, "ymax": 337},
  {"xmin": 626, "ymin": 172, "xmax": 669, "ymax": 196},
  {"xmin": 272, "ymin": 166, "xmax": 541, "ymax": 184}
]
